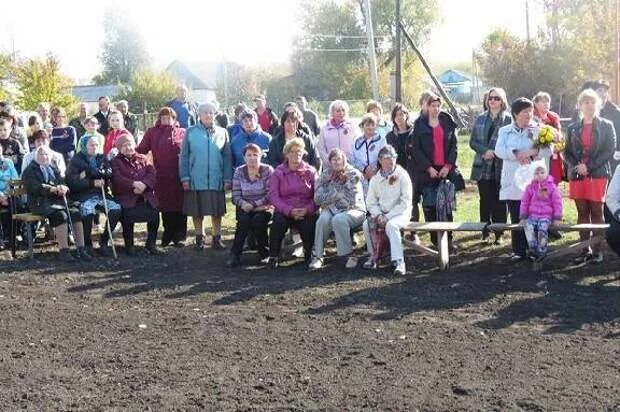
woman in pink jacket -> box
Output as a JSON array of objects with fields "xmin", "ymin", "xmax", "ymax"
[
  {"xmin": 317, "ymin": 100, "xmax": 361, "ymax": 164},
  {"xmin": 519, "ymin": 163, "xmax": 563, "ymax": 262},
  {"xmin": 269, "ymin": 137, "xmax": 318, "ymax": 268}
]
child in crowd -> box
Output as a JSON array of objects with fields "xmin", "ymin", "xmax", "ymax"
[
  {"xmin": 519, "ymin": 163, "xmax": 563, "ymax": 261},
  {"xmin": 0, "ymin": 119, "xmax": 25, "ymax": 171},
  {"xmin": 27, "ymin": 114, "xmax": 42, "ymax": 152},
  {"xmin": 77, "ymin": 116, "xmax": 105, "ymax": 154},
  {"xmin": 0, "ymin": 144, "xmax": 19, "ymax": 246},
  {"xmin": 102, "ymin": 111, "xmax": 129, "ymax": 157},
  {"xmin": 49, "ymin": 108, "xmax": 77, "ymax": 163}
]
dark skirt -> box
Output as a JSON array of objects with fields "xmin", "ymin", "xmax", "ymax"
[{"xmin": 183, "ymin": 190, "xmax": 226, "ymax": 217}]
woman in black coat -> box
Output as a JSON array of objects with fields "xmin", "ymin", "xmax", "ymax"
[
  {"xmin": 412, "ymin": 93, "xmax": 465, "ymax": 250},
  {"xmin": 66, "ymin": 135, "xmax": 122, "ymax": 256},
  {"xmin": 267, "ymin": 108, "xmax": 321, "ymax": 170}
]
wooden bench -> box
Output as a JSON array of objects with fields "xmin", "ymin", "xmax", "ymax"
[
  {"xmin": 402, "ymin": 222, "xmax": 610, "ymax": 270},
  {"xmin": 8, "ymin": 179, "xmax": 47, "ymax": 260}
]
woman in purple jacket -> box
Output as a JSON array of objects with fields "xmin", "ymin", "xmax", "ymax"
[{"xmin": 268, "ymin": 137, "xmax": 318, "ymax": 267}]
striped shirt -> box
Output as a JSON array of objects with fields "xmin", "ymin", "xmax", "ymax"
[{"xmin": 232, "ymin": 164, "xmax": 273, "ymax": 208}]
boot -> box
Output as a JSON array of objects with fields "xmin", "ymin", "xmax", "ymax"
[
  {"xmin": 212, "ymin": 234, "xmax": 226, "ymax": 250},
  {"xmin": 58, "ymin": 248, "xmax": 75, "ymax": 262}
]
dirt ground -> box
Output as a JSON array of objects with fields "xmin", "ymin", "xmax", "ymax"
[{"xmin": 0, "ymin": 232, "xmax": 619, "ymax": 411}]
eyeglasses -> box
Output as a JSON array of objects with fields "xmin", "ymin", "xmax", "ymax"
[{"xmin": 488, "ymin": 96, "xmax": 502, "ymax": 102}]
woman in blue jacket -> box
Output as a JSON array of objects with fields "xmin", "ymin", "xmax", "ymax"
[{"xmin": 180, "ymin": 102, "xmax": 232, "ymax": 250}]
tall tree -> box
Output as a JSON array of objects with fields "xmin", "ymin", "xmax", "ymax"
[
  {"xmin": 114, "ymin": 69, "xmax": 177, "ymax": 113},
  {"xmin": 0, "ymin": 53, "xmax": 14, "ymax": 102},
  {"xmin": 94, "ymin": 8, "xmax": 150, "ymax": 85},
  {"xmin": 13, "ymin": 54, "xmax": 76, "ymax": 112}
]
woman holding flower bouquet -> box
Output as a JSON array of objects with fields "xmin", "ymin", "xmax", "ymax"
[
  {"xmin": 496, "ymin": 97, "xmax": 553, "ymax": 262},
  {"xmin": 565, "ymin": 89, "xmax": 617, "ymax": 264},
  {"xmin": 533, "ymin": 92, "xmax": 564, "ymax": 183}
]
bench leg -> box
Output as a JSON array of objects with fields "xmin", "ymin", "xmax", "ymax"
[
  {"xmin": 10, "ymin": 220, "xmax": 16, "ymax": 259},
  {"xmin": 438, "ymin": 230, "xmax": 449, "ymax": 270},
  {"xmin": 26, "ymin": 224, "xmax": 34, "ymax": 260}
]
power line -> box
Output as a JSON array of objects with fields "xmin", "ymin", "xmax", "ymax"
[
  {"xmin": 309, "ymin": 33, "xmax": 391, "ymax": 39},
  {"xmin": 293, "ymin": 47, "xmax": 368, "ymax": 52}
]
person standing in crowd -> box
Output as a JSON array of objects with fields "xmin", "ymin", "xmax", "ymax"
[
  {"xmin": 76, "ymin": 116, "xmax": 105, "ymax": 154},
  {"xmin": 94, "ymin": 96, "xmax": 112, "ymax": 136},
  {"xmin": 21, "ymin": 130, "xmax": 66, "ymax": 177},
  {"xmin": 50, "ymin": 108, "xmax": 77, "ymax": 164},
  {"xmin": 469, "ymin": 87, "xmax": 512, "ymax": 244},
  {"xmin": 594, "ymin": 80, "xmax": 620, "ymax": 171},
  {"xmin": 366, "ymin": 100, "xmax": 391, "ymax": 139},
  {"xmin": 227, "ymin": 144, "xmax": 273, "ymax": 267},
  {"xmin": 69, "ymin": 102, "xmax": 88, "ymax": 139},
  {"xmin": 605, "ymin": 163, "xmax": 620, "ymax": 256},
  {"xmin": 533, "ymin": 91, "xmax": 564, "ymax": 183},
  {"xmin": 66, "ymin": 135, "xmax": 122, "ymax": 256},
  {"xmin": 102, "ymin": 111, "xmax": 130, "ymax": 157},
  {"xmin": 111, "ymin": 134, "xmax": 160, "ymax": 256},
  {"xmin": 167, "ymin": 85, "xmax": 197, "ymax": 129},
  {"xmin": 565, "ymin": 89, "xmax": 616, "ymax": 264},
  {"xmin": 116, "ymin": 100, "xmax": 138, "ymax": 137},
  {"xmin": 214, "ymin": 101, "xmax": 229, "ymax": 129},
  {"xmin": 230, "ymin": 109, "xmax": 271, "ymax": 169},
  {"xmin": 318, "ymin": 100, "xmax": 360, "ymax": 165},
  {"xmin": 227, "ymin": 103, "xmax": 248, "ymax": 141},
  {"xmin": 253, "ymin": 94, "xmax": 279, "ymax": 135},
  {"xmin": 386, "ymin": 102, "xmax": 420, "ymax": 244},
  {"xmin": 0, "ymin": 144, "xmax": 19, "ymax": 246},
  {"xmin": 496, "ymin": 97, "xmax": 553, "ymax": 262},
  {"xmin": 27, "ymin": 114, "xmax": 43, "ymax": 152},
  {"xmin": 350, "ymin": 113, "xmax": 387, "ymax": 194},
  {"xmin": 137, "ymin": 107, "xmax": 187, "ymax": 247},
  {"xmin": 37, "ymin": 102, "xmax": 53, "ymax": 131},
  {"xmin": 0, "ymin": 110, "xmax": 28, "ymax": 155},
  {"xmin": 363, "ymin": 145, "xmax": 412, "ymax": 275},
  {"xmin": 295, "ymin": 96, "xmax": 320, "ymax": 137},
  {"xmin": 413, "ymin": 93, "xmax": 465, "ymax": 251},
  {"xmin": 310, "ymin": 148, "xmax": 366, "ymax": 270},
  {"xmin": 180, "ymin": 102, "xmax": 232, "ymax": 250},
  {"xmin": 268, "ymin": 107, "xmax": 321, "ymax": 170},
  {"xmin": 268, "ymin": 138, "xmax": 318, "ymax": 268},
  {"xmin": 0, "ymin": 119, "xmax": 25, "ymax": 172},
  {"xmin": 22, "ymin": 146, "xmax": 91, "ymax": 262}
]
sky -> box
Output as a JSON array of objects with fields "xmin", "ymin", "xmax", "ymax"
[{"xmin": 0, "ymin": 0, "xmax": 545, "ymax": 83}]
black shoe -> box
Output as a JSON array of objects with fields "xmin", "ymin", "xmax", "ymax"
[
  {"xmin": 548, "ymin": 230, "xmax": 563, "ymax": 241},
  {"xmin": 161, "ymin": 239, "xmax": 172, "ymax": 247},
  {"xmin": 509, "ymin": 253, "xmax": 525, "ymax": 262},
  {"xmin": 126, "ymin": 246, "xmax": 137, "ymax": 257},
  {"xmin": 573, "ymin": 250, "xmax": 592, "ymax": 265},
  {"xmin": 84, "ymin": 246, "xmax": 96, "ymax": 257},
  {"xmin": 145, "ymin": 243, "xmax": 161, "ymax": 255},
  {"xmin": 226, "ymin": 254, "xmax": 240, "ymax": 268},
  {"xmin": 212, "ymin": 235, "xmax": 226, "ymax": 250},
  {"xmin": 77, "ymin": 247, "xmax": 93, "ymax": 262},
  {"xmin": 195, "ymin": 235, "xmax": 205, "ymax": 250},
  {"xmin": 173, "ymin": 240, "xmax": 185, "ymax": 248},
  {"xmin": 58, "ymin": 248, "xmax": 75, "ymax": 262}
]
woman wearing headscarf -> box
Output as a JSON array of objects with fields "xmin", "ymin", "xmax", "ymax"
[
  {"xmin": 111, "ymin": 134, "xmax": 160, "ymax": 256},
  {"xmin": 66, "ymin": 135, "xmax": 122, "ymax": 256},
  {"xmin": 137, "ymin": 107, "xmax": 187, "ymax": 247},
  {"xmin": 22, "ymin": 146, "xmax": 91, "ymax": 261}
]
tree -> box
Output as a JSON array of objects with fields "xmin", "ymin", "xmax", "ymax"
[
  {"xmin": 0, "ymin": 53, "xmax": 14, "ymax": 102},
  {"xmin": 114, "ymin": 69, "xmax": 177, "ymax": 113},
  {"xmin": 13, "ymin": 54, "xmax": 77, "ymax": 112},
  {"xmin": 94, "ymin": 8, "xmax": 150, "ymax": 85}
]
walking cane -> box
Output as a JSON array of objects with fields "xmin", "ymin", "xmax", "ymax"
[
  {"xmin": 62, "ymin": 193, "xmax": 76, "ymax": 249},
  {"xmin": 100, "ymin": 185, "xmax": 118, "ymax": 260}
]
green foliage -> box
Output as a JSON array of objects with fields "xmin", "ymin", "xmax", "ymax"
[
  {"xmin": 114, "ymin": 69, "xmax": 177, "ymax": 113},
  {"xmin": 94, "ymin": 7, "xmax": 150, "ymax": 85},
  {"xmin": 477, "ymin": 0, "xmax": 616, "ymax": 115},
  {"xmin": 13, "ymin": 54, "xmax": 77, "ymax": 112},
  {"xmin": 0, "ymin": 54, "xmax": 14, "ymax": 102}
]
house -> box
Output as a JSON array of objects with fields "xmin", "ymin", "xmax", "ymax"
[
  {"xmin": 166, "ymin": 60, "xmax": 217, "ymax": 104},
  {"xmin": 437, "ymin": 69, "xmax": 484, "ymax": 104},
  {"xmin": 71, "ymin": 84, "xmax": 121, "ymax": 108}
]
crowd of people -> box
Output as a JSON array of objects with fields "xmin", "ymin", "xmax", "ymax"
[{"xmin": 1, "ymin": 80, "xmax": 620, "ymax": 274}]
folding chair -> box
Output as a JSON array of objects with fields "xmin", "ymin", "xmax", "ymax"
[{"xmin": 8, "ymin": 179, "xmax": 47, "ymax": 259}]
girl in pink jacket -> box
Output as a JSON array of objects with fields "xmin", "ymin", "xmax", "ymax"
[{"xmin": 519, "ymin": 163, "xmax": 563, "ymax": 261}]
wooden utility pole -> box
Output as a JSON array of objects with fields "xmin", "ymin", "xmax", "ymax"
[
  {"xmin": 394, "ymin": 0, "xmax": 402, "ymax": 102},
  {"xmin": 616, "ymin": 0, "xmax": 620, "ymax": 102},
  {"xmin": 525, "ymin": 0, "xmax": 531, "ymax": 44},
  {"xmin": 363, "ymin": 0, "xmax": 380, "ymax": 101}
]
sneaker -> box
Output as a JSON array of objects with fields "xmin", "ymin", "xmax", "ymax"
[
  {"xmin": 308, "ymin": 256, "xmax": 323, "ymax": 270},
  {"xmin": 195, "ymin": 235, "xmax": 205, "ymax": 250},
  {"xmin": 345, "ymin": 256, "xmax": 358, "ymax": 269},
  {"xmin": 509, "ymin": 253, "xmax": 526, "ymax": 262},
  {"xmin": 161, "ymin": 239, "xmax": 172, "ymax": 247},
  {"xmin": 259, "ymin": 256, "xmax": 270, "ymax": 265},
  {"xmin": 58, "ymin": 248, "xmax": 75, "ymax": 262},
  {"xmin": 226, "ymin": 254, "xmax": 240, "ymax": 268},
  {"xmin": 363, "ymin": 258, "xmax": 376, "ymax": 270},
  {"xmin": 393, "ymin": 259, "xmax": 406, "ymax": 276},
  {"xmin": 212, "ymin": 235, "xmax": 226, "ymax": 250},
  {"xmin": 573, "ymin": 249, "xmax": 592, "ymax": 265},
  {"xmin": 590, "ymin": 252, "xmax": 604, "ymax": 265},
  {"xmin": 77, "ymin": 247, "xmax": 93, "ymax": 262}
]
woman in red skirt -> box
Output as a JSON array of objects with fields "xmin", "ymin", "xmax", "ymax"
[
  {"xmin": 533, "ymin": 91, "xmax": 564, "ymax": 183},
  {"xmin": 565, "ymin": 89, "xmax": 617, "ymax": 264}
]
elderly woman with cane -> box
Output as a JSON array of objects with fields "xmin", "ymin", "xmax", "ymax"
[
  {"xmin": 363, "ymin": 145, "xmax": 412, "ymax": 275},
  {"xmin": 22, "ymin": 145, "xmax": 91, "ymax": 261},
  {"xmin": 66, "ymin": 135, "xmax": 122, "ymax": 257}
]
